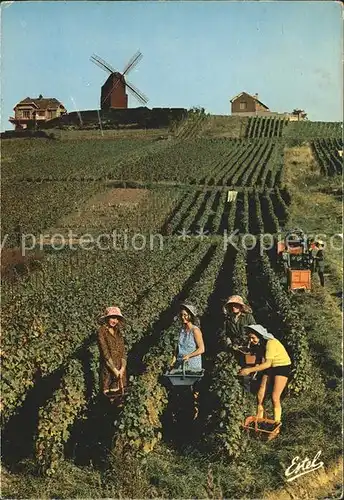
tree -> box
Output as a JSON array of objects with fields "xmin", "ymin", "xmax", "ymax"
[{"xmin": 291, "ymin": 109, "xmax": 307, "ymax": 121}]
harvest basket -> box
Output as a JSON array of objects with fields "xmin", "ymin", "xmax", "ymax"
[
  {"xmin": 164, "ymin": 361, "xmax": 204, "ymax": 387},
  {"xmin": 242, "ymin": 414, "xmax": 281, "ymax": 441},
  {"xmin": 231, "ymin": 346, "xmax": 256, "ymax": 365}
]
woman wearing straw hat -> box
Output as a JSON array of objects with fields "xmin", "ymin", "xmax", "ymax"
[
  {"xmin": 238, "ymin": 324, "xmax": 291, "ymax": 428},
  {"xmin": 222, "ymin": 295, "xmax": 255, "ymax": 349},
  {"xmin": 173, "ymin": 303, "xmax": 205, "ymax": 372},
  {"xmin": 169, "ymin": 303, "xmax": 205, "ymax": 425},
  {"xmin": 97, "ymin": 306, "xmax": 127, "ymax": 400}
]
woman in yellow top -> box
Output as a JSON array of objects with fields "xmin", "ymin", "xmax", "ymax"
[{"xmin": 238, "ymin": 324, "xmax": 291, "ymax": 425}]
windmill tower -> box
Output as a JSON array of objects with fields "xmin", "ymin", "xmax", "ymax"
[{"xmin": 90, "ymin": 51, "xmax": 148, "ymax": 110}]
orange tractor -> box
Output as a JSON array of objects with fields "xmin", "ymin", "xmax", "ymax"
[{"xmin": 277, "ymin": 229, "xmax": 312, "ymax": 292}]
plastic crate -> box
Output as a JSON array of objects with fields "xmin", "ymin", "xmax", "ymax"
[{"xmin": 288, "ymin": 269, "xmax": 311, "ymax": 291}]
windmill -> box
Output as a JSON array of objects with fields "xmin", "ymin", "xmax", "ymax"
[{"xmin": 90, "ymin": 51, "xmax": 148, "ymax": 110}]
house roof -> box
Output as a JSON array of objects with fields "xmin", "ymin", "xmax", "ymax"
[
  {"xmin": 230, "ymin": 92, "xmax": 269, "ymax": 109},
  {"xmin": 15, "ymin": 97, "xmax": 66, "ymax": 110}
]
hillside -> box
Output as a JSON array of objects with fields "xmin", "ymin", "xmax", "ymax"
[{"xmin": 1, "ymin": 116, "xmax": 342, "ymax": 499}]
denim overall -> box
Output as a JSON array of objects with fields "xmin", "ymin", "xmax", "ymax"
[{"xmin": 177, "ymin": 325, "xmax": 202, "ymax": 371}]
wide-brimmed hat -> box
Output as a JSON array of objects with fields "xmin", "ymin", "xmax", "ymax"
[
  {"xmin": 245, "ymin": 324, "xmax": 274, "ymax": 340},
  {"xmin": 316, "ymin": 239, "xmax": 325, "ymax": 246},
  {"xmin": 224, "ymin": 295, "xmax": 252, "ymax": 314},
  {"xmin": 180, "ymin": 303, "xmax": 198, "ymax": 318},
  {"xmin": 99, "ymin": 306, "xmax": 124, "ymax": 322}
]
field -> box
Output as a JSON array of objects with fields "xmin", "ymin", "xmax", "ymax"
[
  {"xmin": 245, "ymin": 116, "xmax": 287, "ymax": 138},
  {"xmin": 1, "ymin": 117, "xmax": 343, "ymax": 499},
  {"xmin": 311, "ymin": 138, "xmax": 343, "ymax": 176}
]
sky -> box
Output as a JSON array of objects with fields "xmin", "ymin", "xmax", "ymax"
[{"xmin": 1, "ymin": 1, "xmax": 343, "ymax": 131}]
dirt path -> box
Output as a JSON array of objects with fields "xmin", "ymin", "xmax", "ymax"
[{"xmin": 59, "ymin": 187, "xmax": 149, "ymax": 227}]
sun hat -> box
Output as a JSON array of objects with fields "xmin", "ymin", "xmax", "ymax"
[
  {"xmin": 99, "ymin": 306, "xmax": 124, "ymax": 322},
  {"xmin": 245, "ymin": 324, "xmax": 275, "ymax": 340},
  {"xmin": 224, "ymin": 295, "xmax": 252, "ymax": 314},
  {"xmin": 180, "ymin": 303, "xmax": 198, "ymax": 318}
]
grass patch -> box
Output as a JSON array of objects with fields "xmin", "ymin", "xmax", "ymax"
[
  {"xmin": 295, "ymin": 283, "xmax": 342, "ymax": 377},
  {"xmin": 200, "ymin": 115, "xmax": 248, "ymax": 138},
  {"xmin": 284, "ymin": 143, "xmax": 342, "ymax": 375},
  {"xmin": 264, "ymin": 456, "xmax": 343, "ymax": 500},
  {"xmin": 284, "ymin": 145, "xmax": 342, "ymax": 236},
  {"xmin": 1, "ymin": 462, "xmax": 106, "ymax": 499}
]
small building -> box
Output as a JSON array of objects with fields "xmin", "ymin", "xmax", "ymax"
[
  {"xmin": 230, "ymin": 92, "xmax": 270, "ymax": 116},
  {"xmin": 9, "ymin": 95, "xmax": 67, "ymax": 130}
]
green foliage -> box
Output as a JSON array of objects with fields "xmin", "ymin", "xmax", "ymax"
[
  {"xmin": 3, "ymin": 136, "xmax": 287, "ymax": 188},
  {"xmin": 245, "ymin": 117, "xmax": 287, "ymax": 138},
  {"xmin": 227, "ymin": 195, "xmax": 237, "ymax": 234},
  {"xmin": 94, "ymin": 139, "xmax": 285, "ymax": 188},
  {"xmin": 165, "ymin": 186, "xmax": 288, "ymax": 236},
  {"xmin": 2, "ymin": 139, "xmax": 165, "ymax": 181},
  {"xmin": 311, "ymin": 138, "xmax": 342, "ymax": 176},
  {"xmin": 232, "ymin": 247, "xmax": 248, "ymax": 299},
  {"xmin": 206, "ymin": 244, "xmax": 249, "ymax": 458},
  {"xmin": 274, "ymin": 187, "xmax": 290, "ymax": 226},
  {"xmin": 254, "ymin": 190, "xmax": 265, "ymax": 233},
  {"xmin": 1, "ymin": 122, "xmax": 338, "ymax": 491},
  {"xmin": 114, "ymin": 242, "xmax": 226, "ymax": 456},
  {"xmin": 1, "ymin": 180, "xmax": 105, "ymax": 246},
  {"xmin": 283, "ymin": 121, "xmax": 342, "ymax": 140},
  {"xmin": 268, "ymin": 143, "xmax": 285, "ymax": 188},
  {"xmin": 226, "ymin": 141, "xmax": 276, "ymax": 187},
  {"xmin": 263, "ymin": 190, "xmax": 280, "ymax": 233},
  {"xmin": 35, "ymin": 359, "xmax": 86, "ymax": 475},
  {"xmin": 1, "ymin": 241, "xmax": 206, "ymax": 423},
  {"xmin": 208, "ymin": 351, "xmax": 247, "ymax": 458},
  {"xmin": 175, "ymin": 109, "xmax": 208, "ymax": 139},
  {"xmin": 114, "ymin": 330, "xmax": 174, "ymax": 455},
  {"xmin": 242, "ymin": 190, "xmax": 249, "ymax": 233}
]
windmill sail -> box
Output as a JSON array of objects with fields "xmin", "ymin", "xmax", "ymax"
[
  {"xmin": 123, "ymin": 51, "xmax": 143, "ymax": 76},
  {"xmin": 91, "ymin": 50, "xmax": 148, "ymax": 108},
  {"xmin": 126, "ymin": 80, "xmax": 148, "ymax": 105},
  {"xmin": 90, "ymin": 54, "xmax": 116, "ymax": 74}
]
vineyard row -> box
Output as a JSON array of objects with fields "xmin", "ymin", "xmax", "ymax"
[
  {"xmin": 2, "ymin": 241, "xmax": 312, "ymax": 473},
  {"xmin": 1, "ymin": 241, "xmax": 210, "ymax": 425},
  {"xmin": 3, "ymin": 138, "xmax": 285, "ymax": 189},
  {"xmin": 162, "ymin": 187, "xmax": 290, "ymax": 236},
  {"xmin": 245, "ymin": 116, "xmax": 288, "ymax": 138},
  {"xmin": 311, "ymin": 138, "xmax": 343, "ymax": 176}
]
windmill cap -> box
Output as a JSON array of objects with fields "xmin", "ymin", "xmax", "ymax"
[
  {"xmin": 99, "ymin": 306, "xmax": 124, "ymax": 322},
  {"xmin": 245, "ymin": 324, "xmax": 275, "ymax": 340},
  {"xmin": 180, "ymin": 303, "xmax": 198, "ymax": 318}
]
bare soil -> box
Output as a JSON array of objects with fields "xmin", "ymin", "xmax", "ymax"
[
  {"xmin": 44, "ymin": 188, "xmax": 151, "ymax": 240},
  {"xmin": 88, "ymin": 188, "xmax": 149, "ymax": 208},
  {"xmin": 1, "ymin": 248, "xmax": 45, "ymax": 281}
]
